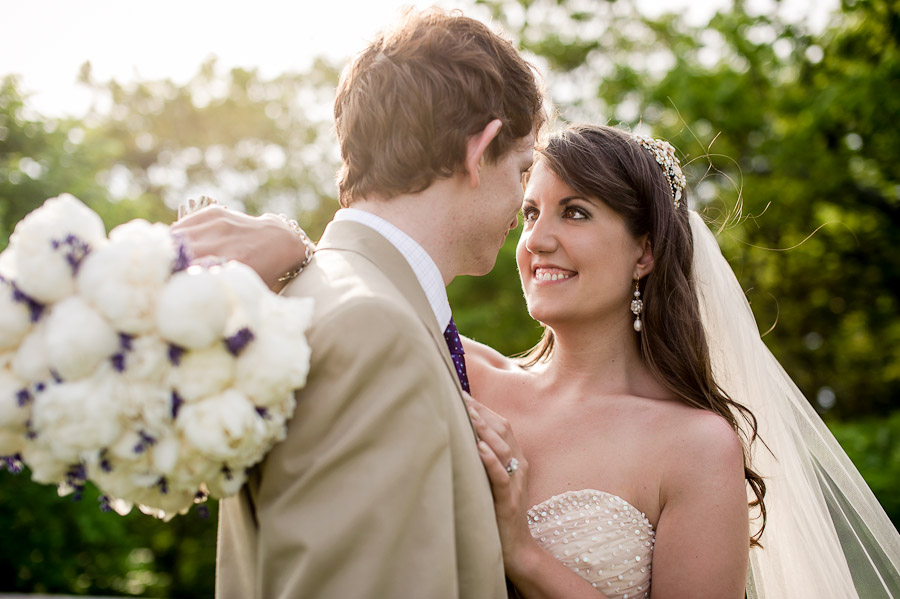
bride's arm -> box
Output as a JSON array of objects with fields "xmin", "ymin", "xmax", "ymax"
[
  {"xmin": 170, "ymin": 206, "xmax": 314, "ymax": 292},
  {"xmin": 649, "ymin": 411, "xmax": 749, "ymax": 599}
]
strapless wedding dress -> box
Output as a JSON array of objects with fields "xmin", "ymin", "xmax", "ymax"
[{"xmin": 527, "ymin": 489, "xmax": 655, "ymax": 599}]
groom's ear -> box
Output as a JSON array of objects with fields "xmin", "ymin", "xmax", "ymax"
[{"xmin": 464, "ymin": 119, "xmax": 503, "ymax": 188}]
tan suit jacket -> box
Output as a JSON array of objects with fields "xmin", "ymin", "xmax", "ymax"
[{"xmin": 216, "ymin": 220, "xmax": 507, "ymax": 599}]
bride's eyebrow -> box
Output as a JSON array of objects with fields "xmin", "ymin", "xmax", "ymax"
[{"xmin": 521, "ymin": 195, "xmax": 589, "ymax": 207}]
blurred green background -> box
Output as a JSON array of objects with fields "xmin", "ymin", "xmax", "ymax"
[{"xmin": 2, "ymin": 0, "xmax": 898, "ymax": 596}]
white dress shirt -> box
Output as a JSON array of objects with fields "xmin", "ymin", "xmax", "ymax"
[{"xmin": 333, "ymin": 208, "xmax": 452, "ymax": 332}]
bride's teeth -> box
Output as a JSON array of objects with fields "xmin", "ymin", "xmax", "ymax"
[{"xmin": 535, "ymin": 270, "xmax": 571, "ymax": 281}]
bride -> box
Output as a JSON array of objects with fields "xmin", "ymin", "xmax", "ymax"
[
  {"xmin": 464, "ymin": 124, "xmax": 758, "ymax": 598},
  {"xmin": 174, "ymin": 124, "xmax": 900, "ymax": 598}
]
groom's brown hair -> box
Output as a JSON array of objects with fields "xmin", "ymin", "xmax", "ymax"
[{"xmin": 334, "ymin": 8, "xmax": 544, "ymax": 206}]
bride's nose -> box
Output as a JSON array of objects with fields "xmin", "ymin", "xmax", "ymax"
[{"xmin": 524, "ymin": 214, "xmax": 558, "ymax": 254}]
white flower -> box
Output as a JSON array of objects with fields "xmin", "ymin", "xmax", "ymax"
[
  {"xmin": 103, "ymin": 429, "xmax": 151, "ymax": 468},
  {"xmin": 116, "ymin": 334, "xmax": 171, "ymax": 383},
  {"xmin": 235, "ymin": 328, "xmax": 311, "ymax": 407},
  {"xmin": 10, "ymin": 194, "xmax": 108, "ymax": 303},
  {"xmin": 19, "ymin": 438, "xmax": 73, "ymax": 484},
  {"xmin": 232, "ymin": 293, "xmax": 313, "ymax": 404},
  {"xmin": 149, "ymin": 433, "xmax": 181, "ymax": 475},
  {"xmin": 111, "ymin": 378, "xmax": 173, "ymax": 436},
  {"xmin": 215, "ymin": 261, "xmax": 270, "ymax": 333},
  {"xmin": 30, "ymin": 372, "xmax": 122, "ymax": 462},
  {"xmin": 44, "ymin": 296, "xmax": 120, "ymax": 381},
  {"xmin": 135, "ymin": 487, "xmax": 198, "ymax": 521},
  {"xmin": 12, "ymin": 320, "xmax": 52, "ymax": 382},
  {"xmin": 168, "ymin": 342, "xmax": 235, "ymax": 402},
  {"xmin": 262, "ymin": 294, "xmax": 315, "ymax": 341},
  {"xmin": 158, "ymin": 443, "xmax": 221, "ymax": 493},
  {"xmin": 0, "ymin": 247, "xmax": 15, "ymax": 279},
  {"xmin": 177, "ymin": 389, "xmax": 266, "ymax": 463},
  {"xmin": 258, "ymin": 393, "xmax": 295, "ymax": 446},
  {"xmin": 155, "ymin": 266, "xmax": 229, "ymax": 349},
  {"xmin": 77, "ymin": 220, "xmax": 177, "ymax": 334},
  {"xmin": 206, "ymin": 466, "xmax": 248, "ymax": 498},
  {"xmin": 0, "ymin": 277, "xmax": 32, "ymax": 351},
  {"xmin": 91, "ymin": 462, "xmax": 196, "ymax": 521}
]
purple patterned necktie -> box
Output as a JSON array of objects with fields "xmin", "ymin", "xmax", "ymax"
[{"xmin": 443, "ymin": 318, "xmax": 470, "ymax": 393}]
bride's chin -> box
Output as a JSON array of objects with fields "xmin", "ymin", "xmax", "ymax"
[{"xmin": 526, "ymin": 304, "xmax": 559, "ymax": 326}]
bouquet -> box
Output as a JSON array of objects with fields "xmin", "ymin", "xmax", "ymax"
[{"xmin": 0, "ymin": 194, "xmax": 313, "ymax": 519}]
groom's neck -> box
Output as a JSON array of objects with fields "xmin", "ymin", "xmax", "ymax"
[{"xmin": 351, "ymin": 181, "xmax": 466, "ymax": 287}]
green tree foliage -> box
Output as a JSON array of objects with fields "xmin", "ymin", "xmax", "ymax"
[{"xmin": 1, "ymin": 0, "xmax": 899, "ymax": 595}]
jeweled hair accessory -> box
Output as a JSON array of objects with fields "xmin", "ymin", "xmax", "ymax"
[{"xmin": 632, "ymin": 134, "xmax": 687, "ymax": 208}]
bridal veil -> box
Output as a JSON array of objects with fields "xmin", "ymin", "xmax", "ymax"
[{"xmin": 689, "ymin": 210, "xmax": 900, "ymax": 598}]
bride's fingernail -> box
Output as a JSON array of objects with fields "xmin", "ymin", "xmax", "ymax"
[
  {"xmin": 468, "ymin": 407, "xmax": 480, "ymax": 421},
  {"xmin": 478, "ymin": 441, "xmax": 489, "ymax": 453}
]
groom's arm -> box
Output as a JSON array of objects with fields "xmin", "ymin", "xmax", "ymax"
[{"xmin": 253, "ymin": 298, "xmax": 463, "ymax": 598}]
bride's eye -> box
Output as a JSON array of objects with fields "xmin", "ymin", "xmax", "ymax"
[
  {"xmin": 522, "ymin": 207, "xmax": 538, "ymax": 223},
  {"xmin": 563, "ymin": 206, "xmax": 589, "ymax": 220}
]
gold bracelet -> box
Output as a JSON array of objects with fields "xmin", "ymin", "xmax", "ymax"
[{"xmin": 275, "ymin": 213, "xmax": 315, "ymax": 283}]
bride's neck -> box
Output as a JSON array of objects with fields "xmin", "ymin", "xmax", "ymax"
[{"xmin": 537, "ymin": 317, "xmax": 647, "ymax": 397}]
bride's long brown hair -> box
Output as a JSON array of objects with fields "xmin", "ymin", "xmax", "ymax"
[{"xmin": 520, "ymin": 124, "xmax": 767, "ymax": 546}]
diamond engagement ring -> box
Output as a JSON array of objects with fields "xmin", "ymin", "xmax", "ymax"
[{"xmin": 506, "ymin": 458, "xmax": 519, "ymax": 475}]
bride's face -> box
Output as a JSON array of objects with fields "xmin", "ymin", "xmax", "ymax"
[{"xmin": 517, "ymin": 160, "xmax": 646, "ymax": 328}]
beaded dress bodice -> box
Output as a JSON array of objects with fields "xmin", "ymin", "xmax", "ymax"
[{"xmin": 527, "ymin": 489, "xmax": 655, "ymax": 599}]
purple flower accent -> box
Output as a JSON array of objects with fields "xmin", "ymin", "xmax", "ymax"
[
  {"xmin": 25, "ymin": 418, "xmax": 36, "ymax": 440},
  {"xmin": 195, "ymin": 489, "xmax": 209, "ymax": 502},
  {"xmin": 171, "ymin": 235, "xmax": 192, "ymax": 273},
  {"xmin": 225, "ymin": 327, "xmax": 255, "ymax": 356},
  {"xmin": 50, "ymin": 370, "xmax": 62, "ymax": 384},
  {"xmin": 111, "ymin": 353, "xmax": 126, "ymax": 372},
  {"xmin": 99, "ymin": 449, "xmax": 113, "ymax": 473},
  {"xmin": 1, "ymin": 454, "xmax": 24, "ymax": 474},
  {"xmin": 255, "ymin": 406, "xmax": 269, "ymax": 419},
  {"xmin": 53, "ymin": 234, "xmax": 91, "ymax": 275},
  {"xmin": 222, "ymin": 465, "xmax": 233, "ymax": 481},
  {"xmin": 16, "ymin": 389, "xmax": 31, "ymax": 407},
  {"xmin": 119, "ymin": 333, "xmax": 134, "ymax": 351},
  {"xmin": 168, "ymin": 344, "xmax": 185, "ymax": 366},
  {"xmin": 64, "ymin": 463, "xmax": 87, "ymax": 501},
  {"xmin": 98, "ymin": 495, "xmax": 112, "ymax": 512},
  {"xmin": 171, "ymin": 391, "xmax": 184, "ymax": 419},
  {"xmin": 11, "ymin": 284, "xmax": 44, "ymax": 323},
  {"xmin": 196, "ymin": 505, "xmax": 210, "ymax": 519},
  {"xmin": 156, "ymin": 477, "xmax": 169, "ymax": 494},
  {"xmin": 133, "ymin": 430, "xmax": 157, "ymax": 454}
]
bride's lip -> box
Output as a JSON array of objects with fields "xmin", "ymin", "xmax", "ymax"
[{"xmin": 532, "ymin": 265, "xmax": 577, "ymax": 283}]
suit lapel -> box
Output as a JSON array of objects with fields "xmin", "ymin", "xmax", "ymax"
[{"xmin": 316, "ymin": 220, "xmax": 468, "ymax": 399}]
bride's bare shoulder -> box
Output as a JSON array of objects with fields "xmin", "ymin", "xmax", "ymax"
[
  {"xmin": 652, "ymin": 403, "xmax": 745, "ymax": 484},
  {"xmin": 461, "ymin": 335, "xmax": 517, "ymax": 372},
  {"xmin": 460, "ymin": 336, "xmax": 528, "ymax": 395}
]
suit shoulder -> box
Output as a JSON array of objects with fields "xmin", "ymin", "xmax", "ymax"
[{"xmin": 282, "ymin": 255, "xmax": 409, "ymax": 323}]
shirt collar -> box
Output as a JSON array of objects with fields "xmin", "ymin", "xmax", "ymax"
[{"xmin": 333, "ymin": 208, "xmax": 452, "ymax": 331}]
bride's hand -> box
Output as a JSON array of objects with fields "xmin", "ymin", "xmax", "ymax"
[
  {"xmin": 170, "ymin": 205, "xmax": 314, "ymax": 293},
  {"xmin": 465, "ymin": 394, "xmax": 536, "ymax": 576}
]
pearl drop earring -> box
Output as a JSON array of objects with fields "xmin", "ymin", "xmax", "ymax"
[{"xmin": 631, "ymin": 279, "xmax": 643, "ymax": 332}]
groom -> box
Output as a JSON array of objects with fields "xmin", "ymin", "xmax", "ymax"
[{"xmin": 215, "ymin": 8, "xmax": 544, "ymax": 598}]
